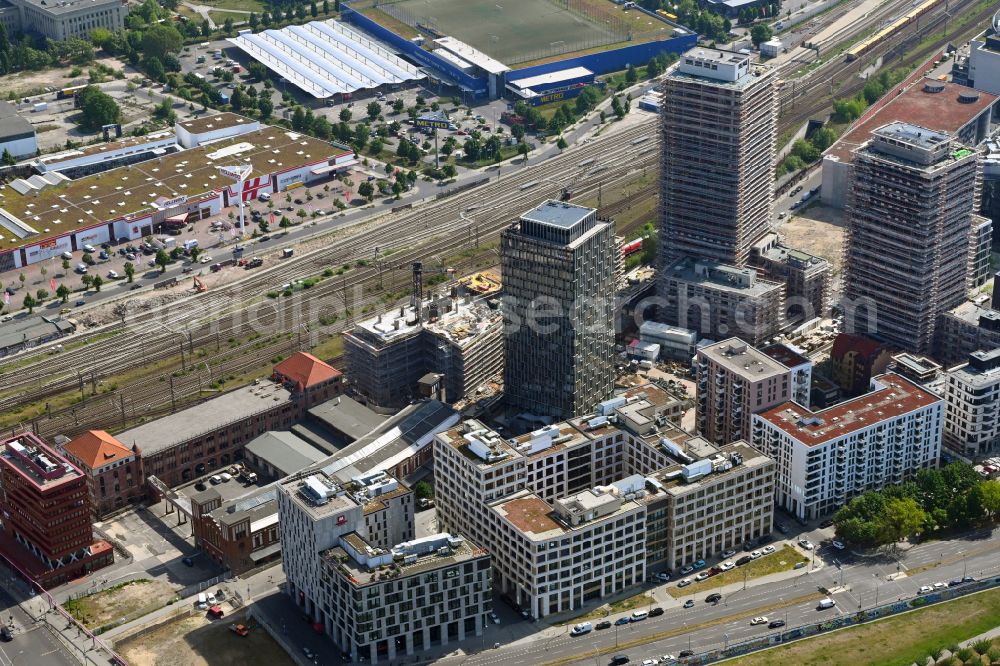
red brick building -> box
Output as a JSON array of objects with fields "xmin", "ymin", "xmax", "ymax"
[
  {"xmin": 190, "ymin": 486, "xmax": 280, "ymax": 574},
  {"xmin": 273, "ymin": 352, "xmax": 345, "ymax": 408},
  {"xmin": 63, "ymin": 430, "xmax": 145, "ymax": 519},
  {"xmin": 0, "ymin": 433, "xmax": 112, "ymax": 586},
  {"xmin": 830, "ymin": 333, "xmax": 894, "ymax": 398}
]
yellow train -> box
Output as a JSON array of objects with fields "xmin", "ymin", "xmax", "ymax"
[{"xmin": 845, "ymin": 0, "xmax": 940, "ymax": 61}]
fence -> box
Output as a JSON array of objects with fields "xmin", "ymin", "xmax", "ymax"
[{"xmin": 676, "ymin": 574, "xmax": 1000, "ymax": 666}]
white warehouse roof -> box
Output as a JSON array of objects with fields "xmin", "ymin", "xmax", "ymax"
[
  {"xmin": 434, "ymin": 36, "xmax": 509, "ymax": 75},
  {"xmin": 227, "ymin": 20, "xmax": 423, "ymax": 98},
  {"xmin": 509, "ymin": 66, "xmax": 592, "ymax": 90}
]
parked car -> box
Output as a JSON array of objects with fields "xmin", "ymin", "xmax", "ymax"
[
  {"xmin": 705, "ymin": 593, "xmax": 722, "ymax": 603},
  {"xmin": 679, "ymin": 650, "xmax": 694, "ymax": 658},
  {"xmin": 798, "ymin": 539, "xmax": 814, "ymax": 550},
  {"xmin": 82, "ymin": 243, "xmax": 96, "ymax": 253},
  {"xmin": 769, "ymin": 619, "xmax": 786, "ymax": 629},
  {"xmin": 720, "ymin": 561, "xmax": 735, "ymax": 571},
  {"xmin": 61, "ymin": 251, "xmax": 73, "ymax": 260},
  {"xmin": 107, "ymin": 270, "xmax": 119, "ymax": 279},
  {"xmin": 679, "ymin": 565, "xmax": 694, "ymax": 575},
  {"xmin": 694, "ymin": 572, "xmax": 710, "ymax": 582},
  {"xmin": 819, "ymin": 519, "xmax": 834, "ymax": 528},
  {"xmin": 571, "ymin": 622, "xmax": 593, "ymax": 636},
  {"xmin": 692, "ymin": 559, "xmax": 706, "ymax": 569},
  {"xmin": 615, "ymin": 617, "xmax": 631, "ymax": 626},
  {"xmin": 683, "ymin": 600, "xmax": 694, "ymax": 609},
  {"xmin": 721, "ymin": 549, "xmax": 736, "ymax": 558},
  {"xmin": 817, "ymin": 598, "xmax": 836, "ymax": 609},
  {"xmin": 649, "ymin": 607, "xmax": 664, "ymax": 617},
  {"xmin": 595, "ymin": 620, "xmax": 611, "ymax": 630},
  {"xmin": 762, "ymin": 545, "xmax": 776, "ymax": 555},
  {"xmin": 750, "ymin": 550, "xmax": 762, "ymax": 560},
  {"xmin": 611, "ymin": 656, "xmax": 630, "ymax": 665},
  {"xmin": 831, "ymin": 540, "xmax": 845, "ymax": 550},
  {"xmin": 677, "ymin": 578, "xmax": 692, "ymax": 588},
  {"xmin": 736, "ymin": 555, "xmax": 753, "ymax": 566},
  {"xmin": 655, "ymin": 572, "xmax": 670, "ymax": 582},
  {"xmin": 630, "ymin": 610, "xmax": 648, "ymax": 622}
]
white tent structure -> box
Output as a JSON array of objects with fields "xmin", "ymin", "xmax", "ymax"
[{"xmin": 227, "ymin": 20, "xmax": 423, "ymax": 99}]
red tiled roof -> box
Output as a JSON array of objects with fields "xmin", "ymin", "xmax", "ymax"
[
  {"xmin": 826, "ymin": 78, "xmax": 997, "ymax": 162},
  {"xmin": 273, "ymin": 352, "xmax": 341, "ymax": 390},
  {"xmin": 756, "ymin": 373, "xmax": 940, "ymax": 446},
  {"xmin": 64, "ymin": 430, "xmax": 133, "ymax": 470}
]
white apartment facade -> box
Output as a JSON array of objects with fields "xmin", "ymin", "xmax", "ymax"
[
  {"xmin": 752, "ymin": 373, "xmax": 943, "ymax": 520},
  {"xmin": 944, "ymin": 348, "xmax": 1000, "ymax": 457}
]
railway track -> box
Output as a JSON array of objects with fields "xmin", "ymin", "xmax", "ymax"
[{"xmin": 7, "ymin": 124, "xmax": 661, "ymax": 437}]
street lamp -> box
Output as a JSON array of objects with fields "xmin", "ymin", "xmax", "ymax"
[{"xmin": 723, "ymin": 632, "xmax": 729, "ymax": 650}]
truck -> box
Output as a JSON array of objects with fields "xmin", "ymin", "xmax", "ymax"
[
  {"xmin": 32, "ymin": 102, "xmax": 47, "ymax": 112},
  {"xmin": 219, "ymin": 92, "xmax": 230, "ymax": 105},
  {"xmin": 183, "ymin": 239, "xmax": 199, "ymax": 253}
]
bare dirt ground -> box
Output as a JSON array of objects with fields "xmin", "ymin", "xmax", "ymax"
[
  {"xmin": 777, "ymin": 203, "xmax": 846, "ymax": 276},
  {"xmin": 0, "ymin": 55, "xmax": 130, "ymax": 98},
  {"xmin": 117, "ymin": 613, "xmax": 295, "ymax": 666},
  {"xmin": 66, "ymin": 579, "xmax": 178, "ymax": 629}
]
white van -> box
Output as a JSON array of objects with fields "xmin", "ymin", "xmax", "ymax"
[
  {"xmin": 570, "ymin": 622, "xmax": 592, "ymax": 636},
  {"xmin": 630, "ymin": 610, "xmax": 649, "ymax": 621},
  {"xmin": 258, "ymin": 192, "xmax": 271, "ymax": 202},
  {"xmin": 817, "ymin": 598, "xmax": 836, "ymax": 609},
  {"xmin": 196, "ymin": 592, "xmax": 208, "ymax": 609}
]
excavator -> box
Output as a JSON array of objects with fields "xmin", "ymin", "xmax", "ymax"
[{"xmin": 192, "ymin": 276, "xmax": 207, "ymax": 293}]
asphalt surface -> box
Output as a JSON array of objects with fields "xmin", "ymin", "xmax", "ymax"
[
  {"xmin": 446, "ymin": 522, "xmax": 1000, "ymax": 666},
  {"xmin": 0, "ymin": 585, "xmax": 78, "ymax": 666}
]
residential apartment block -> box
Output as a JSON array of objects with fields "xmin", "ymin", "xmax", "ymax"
[
  {"xmin": 752, "ymin": 373, "xmax": 943, "ymax": 520},
  {"xmin": 944, "ymin": 348, "xmax": 1000, "ymax": 457},
  {"xmin": 659, "ymin": 257, "xmax": 786, "ymax": 346},
  {"xmin": 695, "ymin": 339, "xmax": 792, "ymax": 446},
  {"xmin": 659, "ymin": 48, "xmax": 777, "ymax": 266},
  {"xmin": 844, "ymin": 122, "xmax": 982, "ymax": 353},
  {"xmin": 0, "ymin": 433, "xmax": 112, "ymax": 586},
  {"xmin": 502, "ymin": 200, "xmax": 616, "ymax": 418},
  {"xmin": 750, "ymin": 233, "xmax": 831, "ymax": 326},
  {"xmin": 433, "ymin": 383, "xmax": 775, "ymax": 617},
  {"xmin": 344, "ymin": 294, "xmax": 503, "ymax": 409},
  {"xmin": 279, "ymin": 464, "xmax": 486, "ymax": 664},
  {"xmin": 761, "ymin": 343, "xmax": 813, "ymax": 409}
]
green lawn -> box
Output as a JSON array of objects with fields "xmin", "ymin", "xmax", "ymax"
[
  {"xmin": 209, "ymin": 9, "xmax": 250, "ymax": 24},
  {"xmin": 731, "ymin": 586, "xmax": 1000, "ymax": 666},
  {"xmin": 560, "ymin": 592, "xmax": 653, "ymax": 624},
  {"xmin": 669, "ymin": 545, "xmax": 809, "ymax": 597},
  {"xmin": 199, "ymin": 0, "xmax": 265, "ymax": 11}
]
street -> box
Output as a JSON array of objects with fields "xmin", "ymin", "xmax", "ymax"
[{"xmin": 0, "ymin": 580, "xmax": 79, "ymax": 666}]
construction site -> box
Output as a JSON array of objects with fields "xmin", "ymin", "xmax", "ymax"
[{"xmin": 344, "ymin": 262, "xmax": 504, "ymax": 409}]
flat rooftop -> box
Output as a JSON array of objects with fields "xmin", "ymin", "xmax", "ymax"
[
  {"xmin": 699, "ymin": 338, "xmax": 790, "ymax": 379},
  {"xmin": 492, "ymin": 489, "xmax": 642, "ymax": 541},
  {"xmin": 0, "ymin": 433, "xmax": 82, "ymax": 491},
  {"xmin": 434, "ymin": 36, "xmax": 509, "ymax": 74},
  {"xmin": 176, "ymin": 112, "xmax": 257, "ymax": 136},
  {"xmin": 520, "ymin": 199, "xmax": 595, "ymax": 230},
  {"xmin": 874, "ymin": 121, "xmax": 950, "ymax": 149},
  {"xmin": 37, "ymin": 130, "xmax": 176, "ymax": 166},
  {"xmin": 307, "ymin": 395, "xmax": 386, "ymax": 442},
  {"xmin": 756, "ymin": 373, "xmax": 941, "ymax": 446},
  {"xmin": 352, "ymin": 295, "xmax": 501, "ymax": 347},
  {"xmin": 649, "ymin": 441, "xmax": 772, "ymax": 494},
  {"xmin": 116, "ymin": 382, "xmax": 293, "ymax": 455},
  {"xmin": 761, "ymin": 343, "xmax": 810, "ymax": 369},
  {"xmin": 19, "ymin": 0, "xmax": 123, "ymax": 14},
  {"xmin": 0, "ymin": 127, "xmax": 349, "ymax": 253},
  {"xmin": 0, "ymin": 100, "xmax": 34, "ymax": 141},
  {"xmin": 322, "ymin": 531, "xmax": 484, "ymax": 585},
  {"xmin": 509, "ymin": 67, "xmax": 593, "ymax": 90},
  {"xmin": 951, "ymin": 348, "xmax": 1000, "ymax": 388},
  {"xmin": 280, "ymin": 471, "xmax": 360, "ymax": 519},
  {"xmin": 826, "ymin": 78, "xmax": 997, "ymax": 163},
  {"xmin": 664, "ymin": 257, "xmax": 783, "ymax": 297}
]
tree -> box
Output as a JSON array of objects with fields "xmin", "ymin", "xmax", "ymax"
[
  {"xmin": 81, "ymin": 274, "xmax": 93, "ymax": 289},
  {"xmin": 296, "ymin": 3, "xmax": 306, "ymax": 19},
  {"xmin": 625, "ymin": 63, "xmax": 638, "ymax": 84},
  {"xmin": 64, "ymin": 37, "xmax": 95, "ymax": 65},
  {"xmin": 76, "ymin": 85, "xmax": 121, "ymax": 130},
  {"xmin": 876, "ymin": 497, "xmax": 925, "ymax": 544},
  {"xmin": 56, "ymin": 284, "xmax": 70, "ymax": 303},
  {"xmin": 223, "ymin": 17, "xmax": 234, "ymax": 35},
  {"xmin": 143, "ymin": 54, "xmax": 166, "ymax": 82},
  {"xmin": 975, "ymin": 480, "xmax": 1000, "ymax": 519},
  {"xmin": 518, "ymin": 142, "xmax": 529, "ymax": 162},
  {"xmin": 92, "ymin": 275, "xmax": 103, "ymax": 292},
  {"xmin": 141, "ymin": 24, "xmax": 183, "ymax": 61},
  {"xmin": 201, "ymin": 19, "xmax": 212, "ymax": 37},
  {"xmin": 249, "ymin": 12, "xmax": 259, "ymax": 29},
  {"xmin": 414, "ymin": 480, "xmax": 433, "ymax": 499},
  {"xmin": 155, "ymin": 249, "xmax": 169, "ymax": 273},
  {"xmin": 257, "ymin": 96, "xmax": 273, "ymax": 120},
  {"xmin": 339, "ymin": 107, "xmax": 352, "ymax": 122},
  {"xmin": 35, "ymin": 289, "xmax": 48, "ymax": 301},
  {"xmin": 18, "ymin": 273, "xmax": 25, "ymax": 287},
  {"xmin": 62, "ymin": 259, "xmax": 70, "ymax": 272},
  {"xmin": 310, "ymin": 1, "xmax": 318, "ymax": 17},
  {"xmin": 366, "ymin": 100, "xmax": 381, "ymax": 121},
  {"xmin": 392, "ymin": 98, "xmax": 404, "ymax": 114},
  {"xmin": 358, "ymin": 180, "xmax": 374, "ymax": 202},
  {"xmin": 261, "ymin": 10, "xmax": 271, "ymax": 26},
  {"xmin": 0, "ymin": 148, "xmax": 13, "ymax": 166},
  {"xmin": 510, "ymin": 123, "xmax": 525, "ymax": 142},
  {"xmin": 391, "ymin": 180, "xmax": 403, "ymax": 198},
  {"xmin": 22, "ymin": 293, "xmax": 35, "ymax": 313},
  {"xmin": 323, "ymin": 0, "xmax": 330, "ymax": 14},
  {"xmin": 286, "ymin": 5, "xmax": 294, "ymax": 20},
  {"xmin": 442, "ymin": 163, "xmax": 457, "ymax": 180},
  {"xmin": 189, "ymin": 247, "xmax": 201, "ymax": 263},
  {"xmin": 557, "ymin": 136, "xmax": 568, "ymax": 151}
]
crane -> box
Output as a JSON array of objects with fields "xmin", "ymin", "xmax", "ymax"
[{"xmin": 192, "ymin": 276, "xmax": 207, "ymax": 293}]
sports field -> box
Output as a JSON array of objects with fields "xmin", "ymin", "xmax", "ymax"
[{"xmin": 371, "ymin": 0, "xmax": 631, "ymax": 64}]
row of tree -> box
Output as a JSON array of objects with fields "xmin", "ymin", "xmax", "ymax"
[
  {"xmin": 639, "ymin": 0, "xmax": 732, "ymax": 42},
  {"xmin": 834, "ymin": 463, "xmax": 1000, "ymax": 547}
]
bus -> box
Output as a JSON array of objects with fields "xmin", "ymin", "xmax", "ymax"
[{"xmin": 56, "ymin": 85, "xmax": 87, "ymax": 100}]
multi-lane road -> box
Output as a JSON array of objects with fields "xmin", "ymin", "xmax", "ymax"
[
  {"xmin": 431, "ymin": 522, "xmax": 1000, "ymax": 666},
  {"xmin": 0, "ymin": 585, "xmax": 77, "ymax": 666}
]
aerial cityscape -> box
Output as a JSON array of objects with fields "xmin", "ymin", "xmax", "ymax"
[{"xmin": 0, "ymin": 0, "xmax": 996, "ymax": 664}]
